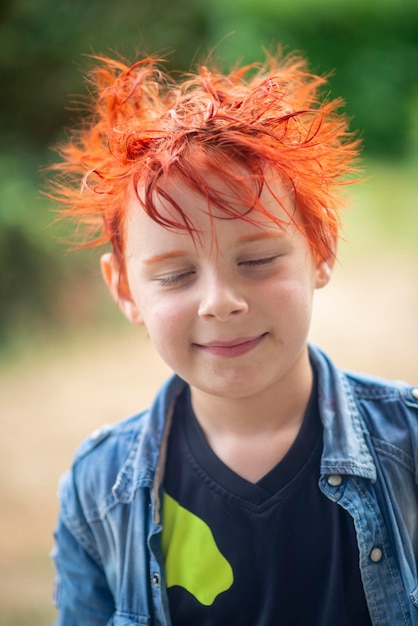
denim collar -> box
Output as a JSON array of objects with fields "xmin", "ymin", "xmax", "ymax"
[
  {"xmin": 112, "ymin": 374, "xmax": 186, "ymax": 507},
  {"xmin": 309, "ymin": 346, "xmax": 377, "ymax": 482}
]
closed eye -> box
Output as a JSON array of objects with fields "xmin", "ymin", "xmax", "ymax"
[
  {"xmin": 240, "ymin": 255, "xmax": 279, "ymax": 267},
  {"xmin": 156, "ymin": 270, "xmax": 196, "ymax": 287}
]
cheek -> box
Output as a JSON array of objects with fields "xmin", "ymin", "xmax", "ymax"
[
  {"xmin": 264, "ymin": 272, "xmax": 314, "ymax": 307},
  {"xmin": 140, "ymin": 296, "xmax": 190, "ymax": 344},
  {"xmin": 263, "ymin": 275, "xmax": 316, "ymax": 334}
]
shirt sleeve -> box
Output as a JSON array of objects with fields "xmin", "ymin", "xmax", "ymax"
[{"xmin": 52, "ymin": 470, "xmax": 115, "ymax": 626}]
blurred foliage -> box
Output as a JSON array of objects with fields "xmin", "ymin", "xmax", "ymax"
[
  {"xmin": 1, "ymin": 0, "xmax": 417, "ymax": 348},
  {"xmin": 206, "ymin": 0, "xmax": 418, "ymax": 157},
  {"xmin": 1, "ymin": 0, "xmax": 417, "ymax": 154}
]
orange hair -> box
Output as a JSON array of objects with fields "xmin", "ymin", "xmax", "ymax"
[{"xmin": 49, "ymin": 51, "xmax": 361, "ymax": 265}]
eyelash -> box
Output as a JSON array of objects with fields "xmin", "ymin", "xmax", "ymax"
[
  {"xmin": 157, "ymin": 271, "xmax": 195, "ymax": 287},
  {"xmin": 156, "ymin": 256, "xmax": 279, "ymax": 287},
  {"xmin": 240, "ymin": 255, "xmax": 279, "ymax": 267}
]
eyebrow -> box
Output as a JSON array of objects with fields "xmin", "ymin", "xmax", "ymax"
[
  {"xmin": 142, "ymin": 232, "xmax": 286, "ymax": 265},
  {"xmin": 237, "ymin": 232, "xmax": 286, "ymax": 244},
  {"xmin": 142, "ymin": 250, "xmax": 187, "ymax": 266}
]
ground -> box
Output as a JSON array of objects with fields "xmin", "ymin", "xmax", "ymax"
[{"xmin": 1, "ymin": 259, "xmax": 417, "ymax": 625}]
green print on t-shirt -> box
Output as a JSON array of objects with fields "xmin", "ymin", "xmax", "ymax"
[{"xmin": 161, "ymin": 492, "xmax": 234, "ymax": 605}]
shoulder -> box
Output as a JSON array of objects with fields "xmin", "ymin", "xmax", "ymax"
[
  {"xmin": 72, "ymin": 410, "xmax": 148, "ymax": 466},
  {"xmin": 344, "ymin": 370, "xmax": 418, "ymax": 459},
  {"xmin": 310, "ymin": 344, "xmax": 418, "ymax": 459},
  {"xmin": 58, "ymin": 411, "xmax": 149, "ymax": 522},
  {"xmin": 344, "ymin": 368, "xmax": 418, "ymax": 413},
  {"xmin": 58, "ymin": 373, "xmax": 187, "ymax": 522},
  {"xmin": 68, "ymin": 371, "xmax": 185, "ymax": 475},
  {"xmin": 344, "ymin": 371, "xmax": 418, "ymax": 402},
  {"xmin": 311, "ymin": 342, "xmax": 418, "ymax": 418}
]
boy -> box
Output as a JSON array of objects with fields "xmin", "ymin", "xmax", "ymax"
[{"xmin": 50, "ymin": 52, "xmax": 418, "ymax": 625}]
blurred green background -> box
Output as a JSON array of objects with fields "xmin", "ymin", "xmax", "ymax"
[{"xmin": 1, "ymin": 0, "xmax": 417, "ymax": 624}]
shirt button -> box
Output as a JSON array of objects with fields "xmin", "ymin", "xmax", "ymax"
[
  {"xmin": 152, "ymin": 573, "xmax": 160, "ymax": 586},
  {"xmin": 90, "ymin": 428, "xmax": 102, "ymax": 440},
  {"xmin": 90, "ymin": 425, "xmax": 110, "ymax": 440},
  {"xmin": 327, "ymin": 474, "xmax": 343, "ymax": 487},
  {"xmin": 411, "ymin": 388, "xmax": 418, "ymax": 400},
  {"xmin": 370, "ymin": 547, "xmax": 383, "ymax": 563}
]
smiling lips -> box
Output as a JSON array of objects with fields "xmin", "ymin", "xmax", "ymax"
[{"xmin": 194, "ymin": 333, "xmax": 267, "ymax": 358}]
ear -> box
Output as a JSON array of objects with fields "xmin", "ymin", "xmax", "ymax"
[
  {"xmin": 100, "ymin": 252, "xmax": 144, "ymax": 325},
  {"xmin": 314, "ymin": 257, "xmax": 334, "ymax": 290}
]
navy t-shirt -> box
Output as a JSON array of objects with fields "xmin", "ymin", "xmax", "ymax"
[{"xmin": 162, "ymin": 377, "xmax": 372, "ymax": 625}]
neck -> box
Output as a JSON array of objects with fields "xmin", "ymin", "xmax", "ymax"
[
  {"xmin": 190, "ymin": 348, "xmax": 313, "ymax": 435},
  {"xmin": 188, "ymin": 348, "xmax": 314, "ymax": 482}
]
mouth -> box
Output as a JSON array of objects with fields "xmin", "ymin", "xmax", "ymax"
[{"xmin": 193, "ymin": 333, "xmax": 268, "ymax": 358}]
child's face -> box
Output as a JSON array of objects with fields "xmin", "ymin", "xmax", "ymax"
[{"xmin": 102, "ymin": 170, "xmax": 332, "ymax": 403}]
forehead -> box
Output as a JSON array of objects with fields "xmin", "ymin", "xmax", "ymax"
[
  {"xmin": 130, "ymin": 166, "xmax": 297, "ymax": 233},
  {"xmin": 123, "ymin": 169, "xmax": 306, "ymax": 265}
]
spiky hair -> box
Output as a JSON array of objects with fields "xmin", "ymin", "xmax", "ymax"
[{"xmin": 49, "ymin": 51, "xmax": 361, "ymax": 264}]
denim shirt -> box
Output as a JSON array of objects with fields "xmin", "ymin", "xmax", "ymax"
[{"xmin": 52, "ymin": 344, "xmax": 418, "ymax": 625}]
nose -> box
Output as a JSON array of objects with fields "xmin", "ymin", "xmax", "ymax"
[{"xmin": 197, "ymin": 272, "xmax": 249, "ymax": 321}]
